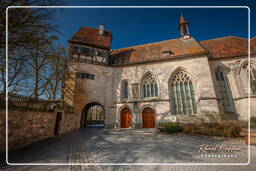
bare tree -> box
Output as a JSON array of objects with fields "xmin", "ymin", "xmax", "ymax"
[
  {"xmin": 0, "ymin": 0, "xmax": 60, "ymax": 95},
  {"xmin": 43, "ymin": 46, "xmax": 68, "ymax": 100}
]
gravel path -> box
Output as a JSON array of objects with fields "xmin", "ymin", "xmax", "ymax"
[{"xmin": 1, "ymin": 127, "xmax": 255, "ymax": 171}]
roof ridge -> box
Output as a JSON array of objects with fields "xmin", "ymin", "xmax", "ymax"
[
  {"xmin": 113, "ymin": 37, "xmax": 184, "ymax": 51},
  {"xmin": 200, "ymin": 35, "xmax": 247, "ymax": 42}
]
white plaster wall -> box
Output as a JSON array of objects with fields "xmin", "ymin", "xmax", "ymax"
[
  {"xmin": 113, "ymin": 55, "xmax": 219, "ymax": 127},
  {"xmin": 71, "ymin": 54, "xmax": 256, "ymax": 128},
  {"xmin": 74, "ymin": 62, "xmax": 116, "ymax": 128},
  {"xmin": 208, "ymin": 55, "xmax": 256, "ymax": 120}
]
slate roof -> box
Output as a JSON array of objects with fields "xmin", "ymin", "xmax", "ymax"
[
  {"xmin": 199, "ymin": 36, "xmax": 256, "ymax": 59},
  {"xmin": 109, "ymin": 37, "xmax": 207, "ymax": 65},
  {"xmin": 69, "ymin": 27, "xmax": 112, "ymax": 50}
]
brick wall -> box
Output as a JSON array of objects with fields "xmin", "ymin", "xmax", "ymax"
[{"xmin": 0, "ymin": 109, "xmax": 77, "ymax": 152}]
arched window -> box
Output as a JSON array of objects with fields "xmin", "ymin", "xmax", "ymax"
[
  {"xmin": 142, "ymin": 74, "xmax": 158, "ymax": 98},
  {"xmin": 215, "ymin": 69, "xmax": 235, "ymax": 113},
  {"xmin": 121, "ymin": 80, "xmax": 129, "ymax": 99},
  {"xmin": 242, "ymin": 63, "xmax": 256, "ymax": 95},
  {"xmin": 170, "ymin": 70, "xmax": 197, "ymax": 115}
]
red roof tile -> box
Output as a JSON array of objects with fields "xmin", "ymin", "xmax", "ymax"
[
  {"xmin": 200, "ymin": 36, "xmax": 256, "ymax": 59},
  {"xmin": 251, "ymin": 37, "xmax": 256, "ymax": 50},
  {"xmin": 110, "ymin": 37, "xmax": 207, "ymax": 65},
  {"xmin": 69, "ymin": 27, "xmax": 112, "ymax": 49}
]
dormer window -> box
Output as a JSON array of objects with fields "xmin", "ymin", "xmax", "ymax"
[{"xmin": 162, "ymin": 50, "xmax": 174, "ymax": 57}]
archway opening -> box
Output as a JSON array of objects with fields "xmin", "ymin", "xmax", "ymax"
[
  {"xmin": 120, "ymin": 107, "xmax": 132, "ymax": 128},
  {"xmin": 81, "ymin": 102, "xmax": 105, "ymax": 127},
  {"xmin": 142, "ymin": 107, "xmax": 155, "ymax": 128}
]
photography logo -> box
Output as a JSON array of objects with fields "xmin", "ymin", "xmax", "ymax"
[{"xmin": 197, "ymin": 143, "xmax": 241, "ymax": 159}]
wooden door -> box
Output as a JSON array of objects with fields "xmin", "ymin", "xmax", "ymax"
[
  {"xmin": 121, "ymin": 107, "xmax": 132, "ymax": 128},
  {"xmin": 54, "ymin": 112, "xmax": 62, "ymax": 135},
  {"xmin": 142, "ymin": 107, "xmax": 155, "ymax": 128}
]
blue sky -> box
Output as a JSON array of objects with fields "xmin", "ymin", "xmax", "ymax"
[{"xmin": 51, "ymin": 0, "xmax": 255, "ymax": 50}]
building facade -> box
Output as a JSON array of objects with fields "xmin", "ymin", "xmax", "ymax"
[{"xmin": 65, "ymin": 15, "xmax": 256, "ymax": 129}]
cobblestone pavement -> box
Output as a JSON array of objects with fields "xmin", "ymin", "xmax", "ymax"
[{"xmin": 1, "ymin": 127, "xmax": 256, "ymax": 171}]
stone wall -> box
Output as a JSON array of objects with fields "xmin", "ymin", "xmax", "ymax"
[{"xmin": 0, "ymin": 109, "xmax": 77, "ymax": 152}]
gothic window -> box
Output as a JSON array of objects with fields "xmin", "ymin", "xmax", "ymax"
[
  {"xmin": 170, "ymin": 70, "xmax": 197, "ymax": 115},
  {"xmin": 215, "ymin": 69, "xmax": 235, "ymax": 113},
  {"xmin": 242, "ymin": 63, "xmax": 256, "ymax": 95},
  {"xmin": 142, "ymin": 74, "xmax": 158, "ymax": 98},
  {"xmin": 121, "ymin": 80, "xmax": 129, "ymax": 99}
]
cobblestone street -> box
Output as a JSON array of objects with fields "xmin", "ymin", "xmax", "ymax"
[{"xmin": 1, "ymin": 127, "xmax": 256, "ymax": 171}]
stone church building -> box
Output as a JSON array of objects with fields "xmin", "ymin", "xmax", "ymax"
[{"xmin": 64, "ymin": 15, "xmax": 256, "ymax": 129}]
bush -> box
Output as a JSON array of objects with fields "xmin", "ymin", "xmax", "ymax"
[
  {"xmin": 251, "ymin": 117, "xmax": 256, "ymax": 124},
  {"xmin": 160, "ymin": 122, "xmax": 182, "ymax": 133},
  {"xmin": 251, "ymin": 117, "xmax": 256, "ymax": 128},
  {"xmin": 181, "ymin": 121, "xmax": 243, "ymax": 137},
  {"xmin": 203, "ymin": 112, "xmax": 219, "ymax": 122},
  {"xmin": 219, "ymin": 112, "xmax": 239, "ymax": 121}
]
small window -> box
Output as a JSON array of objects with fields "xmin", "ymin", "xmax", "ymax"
[
  {"xmin": 89, "ymin": 74, "xmax": 95, "ymax": 80},
  {"xmin": 73, "ymin": 46, "xmax": 79, "ymax": 54},
  {"xmin": 95, "ymin": 50, "xmax": 107, "ymax": 57},
  {"xmin": 76, "ymin": 72, "xmax": 95, "ymax": 80},
  {"xmin": 82, "ymin": 47, "xmax": 90, "ymax": 55},
  {"xmin": 162, "ymin": 50, "xmax": 174, "ymax": 56}
]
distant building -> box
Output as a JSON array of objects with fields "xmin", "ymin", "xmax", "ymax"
[{"xmin": 65, "ymin": 14, "xmax": 256, "ymax": 129}]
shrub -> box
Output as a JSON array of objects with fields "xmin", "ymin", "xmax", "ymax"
[
  {"xmin": 160, "ymin": 122, "xmax": 182, "ymax": 133},
  {"xmin": 181, "ymin": 121, "xmax": 243, "ymax": 137},
  {"xmin": 203, "ymin": 112, "xmax": 219, "ymax": 122},
  {"xmin": 219, "ymin": 112, "xmax": 239, "ymax": 121},
  {"xmin": 250, "ymin": 117, "xmax": 256, "ymax": 128},
  {"xmin": 251, "ymin": 117, "xmax": 256, "ymax": 124}
]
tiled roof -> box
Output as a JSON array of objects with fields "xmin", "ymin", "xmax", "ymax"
[
  {"xmin": 251, "ymin": 37, "xmax": 256, "ymax": 50},
  {"xmin": 69, "ymin": 27, "xmax": 112, "ymax": 49},
  {"xmin": 110, "ymin": 37, "xmax": 207, "ymax": 65},
  {"xmin": 200, "ymin": 36, "xmax": 256, "ymax": 59}
]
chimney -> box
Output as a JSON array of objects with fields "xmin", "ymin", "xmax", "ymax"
[{"xmin": 99, "ymin": 24, "xmax": 104, "ymax": 36}]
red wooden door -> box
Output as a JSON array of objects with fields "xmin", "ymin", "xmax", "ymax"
[
  {"xmin": 121, "ymin": 107, "xmax": 132, "ymax": 128},
  {"xmin": 54, "ymin": 112, "xmax": 62, "ymax": 135},
  {"xmin": 142, "ymin": 107, "xmax": 155, "ymax": 128}
]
